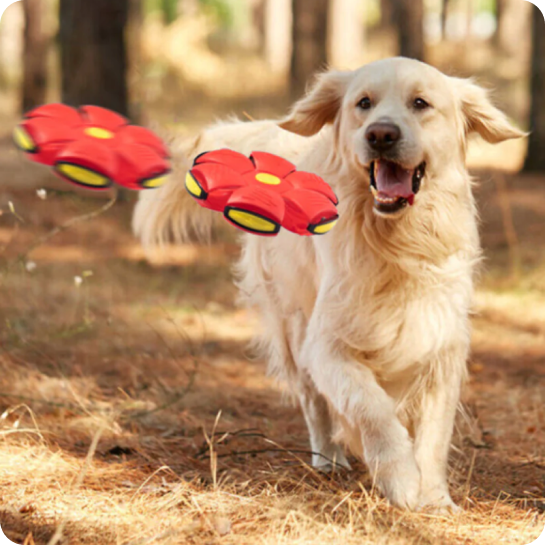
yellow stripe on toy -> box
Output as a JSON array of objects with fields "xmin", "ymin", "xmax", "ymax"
[
  {"xmin": 185, "ymin": 172, "xmax": 205, "ymax": 198},
  {"xmin": 141, "ymin": 174, "xmax": 168, "ymax": 188},
  {"xmin": 13, "ymin": 126, "xmax": 37, "ymax": 152},
  {"xmin": 310, "ymin": 218, "xmax": 338, "ymax": 235},
  {"xmin": 56, "ymin": 163, "xmax": 110, "ymax": 187},
  {"xmin": 226, "ymin": 209, "xmax": 277, "ymax": 233}
]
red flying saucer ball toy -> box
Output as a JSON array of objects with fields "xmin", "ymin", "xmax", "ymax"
[
  {"xmin": 185, "ymin": 149, "xmax": 339, "ymax": 237},
  {"xmin": 13, "ymin": 103, "xmax": 171, "ymax": 190}
]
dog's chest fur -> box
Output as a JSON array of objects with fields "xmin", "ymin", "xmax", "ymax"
[{"xmin": 312, "ymin": 202, "xmax": 477, "ymax": 380}]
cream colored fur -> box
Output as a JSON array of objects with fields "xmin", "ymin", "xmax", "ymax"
[{"xmin": 133, "ymin": 58, "xmax": 525, "ymax": 512}]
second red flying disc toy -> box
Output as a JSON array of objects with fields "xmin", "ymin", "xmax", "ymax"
[
  {"xmin": 186, "ymin": 149, "xmax": 339, "ymax": 236},
  {"xmin": 13, "ymin": 103, "xmax": 171, "ymax": 190}
]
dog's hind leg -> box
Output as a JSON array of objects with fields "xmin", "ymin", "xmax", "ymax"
[
  {"xmin": 286, "ymin": 311, "xmax": 350, "ymax": 471},
  {"xmin": 298, "ymin": 372, "xmax": 351, "ymax": 471}
]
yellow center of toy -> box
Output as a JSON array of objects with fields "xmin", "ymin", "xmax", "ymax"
[
  {"xmin": 255, "ymin": 173, "xmax": 281, "ymax": 185},
  {"xmin": 227, "ymin": 209, "xmax": 277, "ymax": 233},
  {"xmin": 85, "ymin": 127, "xmax": 114, "ymax": 139}
]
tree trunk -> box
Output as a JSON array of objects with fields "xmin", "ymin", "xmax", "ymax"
[
  {"xmin": 495, "ymin": 0, "xmax": 530, "ymax": 58},
  {"xmin": 290, "ymin": 0, "xmax": 329, "ymax": 99},
  {"xmin": 440, "ymin": 0, "xmax": 450, "ymax": 40},
  {"xmin": 252, "ymin": 0, "xmax": 266, "ymax": 53},
  {"xmin": 264, "ymin": 0, "xmax": 292, "ymax": 75},
  {"xmin": 494, "ymin": 0, "xmax": 506, "ymax": 48},
  {"xmin": 59, "ymin": 0, "xmax": 129, "ymax": 117},
  {"xmin": 523, "ymin": 7, "xmax": 545, "ymax": 173},
  {"xmin": 380, "ymin": 0, "xmax": 394, "ymax": 29},
  {"xmin": 21, "ymin": 0, "xmax": 47, "ymax": 113},
  {"xmin": 127, "ymin": 0, "xmax": 143, "ymax": 124},
  {"xmin": 393, "ymin": 0, "xmax": 424, "ymax": 60},
  {"xmin": 329, "ymin": 0, "xmax": 364, "ymax": 68}
]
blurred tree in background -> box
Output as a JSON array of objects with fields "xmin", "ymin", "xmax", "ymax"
[
  {"xmin": 21, "ymin": 0, "xmax": 47, "ymax": 112},
  {"xmin": 290, "ymin": 0, "xmax": 329, "ymax": 98},
  {"xmin": 59, "ymin": 0, "xmax": 130, "ymax": 117},
  {"xmin": 393, "ymin": 0, "xmax": 424, "ymax": 60},
  {"xmin": 524, "ymin": 6, "xmax": 545, "ymax": 173},
  {"xmin": 329, "ymin": 0, "xmax": 365, "ymax": 68},
  {"xmin": 440, "ymin": 0, "xmax": 450, "ymax": 39},
  {"xmin": 264, "ymin": 0, "xmax": 292, "ymax": 75},
  {"xmin": 495, "ymin": 0, "xmax": 518, "ymax": 55}
]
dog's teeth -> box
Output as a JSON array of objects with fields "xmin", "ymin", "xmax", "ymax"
[{"xmin": 375, "ymin": 195, "xmax": 396, "ymax": 204}]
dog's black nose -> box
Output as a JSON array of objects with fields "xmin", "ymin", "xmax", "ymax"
[{"xmin": 365, "ymin": 122, "xmax": 401, "ymax": 152}]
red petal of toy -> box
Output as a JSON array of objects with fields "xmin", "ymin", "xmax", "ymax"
[
  {"xmin": 194, "ymin": 149, "xmax": 255, "ymax": 175},
  {"xmin": 53, "ymin": 139, "xmax": 118, "ymax": 190},
  {"xmin": 224, "ymin": 185, "xmax": 285, "ymax": 236},
  {"xmin": 282, "ymin": 189, "xmax": 339, "ymax": 235},
  {"xmin": 115, "ymin": 143, "xmax": 171, "ymax": 189},
  {"xmin": 286, "ymin": 171, "xmax": 338, "ymax": 205},
  {"xmin": 79, "ymin": 105, "xmax": 128, "ymax": 132},
  {"xmin": 116, "ymin": 125, "xmax": 170, "ymax": 158},
  {"xmin": 249, "ymin": 151, "xmax": 296, "ymax": 179},
  {"xmin": 189, "ymin": 163, "xmax": 247, "ymax": 211},
  {"xmin": 16, "ymin": 118, "xmax": 78, "ymax": 165},
  {"xmin": 25, "ymin": 103, "xmax": 82, "ymax": 127}
]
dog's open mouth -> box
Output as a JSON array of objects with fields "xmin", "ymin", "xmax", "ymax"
[{"xmin": 369, "ymin": 160, "xmax": 426, "ymax": 214}]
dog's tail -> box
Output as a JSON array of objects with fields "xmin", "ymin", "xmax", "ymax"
[{"xmin": 132, "ymin": 138, "xmax": 219, "ymax": 247}]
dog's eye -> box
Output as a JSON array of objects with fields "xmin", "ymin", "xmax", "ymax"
[
  {"xmin": 357, "ymin": 97, "xmax": 372, "ymax": 110},
  {"xmin": 413, "ymin": 98, "xmax": 430, "ymax": 110}
]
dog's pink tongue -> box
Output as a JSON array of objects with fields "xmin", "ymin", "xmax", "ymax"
[{"xmin": 376, "ymin": 161, "xmax": 414, "ymax": 202}]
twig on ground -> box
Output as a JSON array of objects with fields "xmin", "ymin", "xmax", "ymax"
[
  {"xmin": 124, "ymin": 371, "xmax": 197, "ymax": 421},
  {"xmin": 195, "ymin": 428, "xmax": 347, "ymax": 470},
  {"xmin": 16, "ymin": 191, "xmax": 118, "ymax": 266},
  {"xmin": 124, "ymin": 319, "xmax": 200, "ymax": 421}
]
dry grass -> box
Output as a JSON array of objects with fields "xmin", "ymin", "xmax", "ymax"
[{"xmin": 0, "ymin": 164, "xmax": 543, "ymax": 545}]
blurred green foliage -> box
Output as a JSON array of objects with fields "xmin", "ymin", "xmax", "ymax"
[
  {"xmin": 144, "ymin": 0, "xmax": 233, "ymax": 27},
  {"xmin": 199, "ymin": 0, "xmax": 234, "ymax": 27},
  {"xmin": 161, "ymin": 0, "xmax": 178, "ymax": 24}
]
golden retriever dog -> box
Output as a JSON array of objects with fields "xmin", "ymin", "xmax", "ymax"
[{"xmin": 133, "ymin": 57, "xmax": 524, "ymax": 512}]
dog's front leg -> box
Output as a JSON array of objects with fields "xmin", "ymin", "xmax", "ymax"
[
  {"xmin": 301, "ymin": 333, "xmax": 421, "ymax": 509},
  {"xmin": 413, "ymin": 347, "xmax": 467, "ymax": 513}
]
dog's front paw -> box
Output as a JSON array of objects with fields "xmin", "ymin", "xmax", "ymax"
[
  {"xmin": 418, "ymin": 490, "xmax": 461, "ymax": 515},
  {"xmin": 374, "ymin": 454, "xmax": 421, "ymax": 510}
]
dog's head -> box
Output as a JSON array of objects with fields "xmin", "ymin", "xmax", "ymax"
[{"xmin": 280, "ymin": 57, "xmax": 525, "ymax": 218}]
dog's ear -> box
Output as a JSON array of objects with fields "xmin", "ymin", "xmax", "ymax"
[
  {"xmin": 456, "ymin": 78, "xmax": 527, "ymax": 144},
  {"xmin": 279, "ymin": 70, "xmax": 353, "ymax": 136}
]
